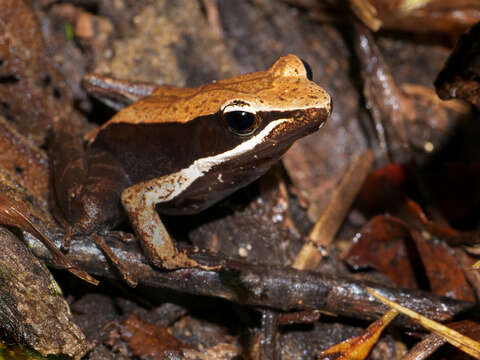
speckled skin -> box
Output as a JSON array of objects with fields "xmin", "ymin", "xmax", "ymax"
[{"xmin": 97, "ymin": 54, "xmax": 331, "ymax": 127}]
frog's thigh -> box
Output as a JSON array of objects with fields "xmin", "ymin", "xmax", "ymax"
[{"xmin": 121, "ymin": 175, "xmax": 198, "ymax": 269}]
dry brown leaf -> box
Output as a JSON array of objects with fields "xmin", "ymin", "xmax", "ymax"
[{"xmin": 318, "ymin": 309, "xmax": 398, "ymax": 359}]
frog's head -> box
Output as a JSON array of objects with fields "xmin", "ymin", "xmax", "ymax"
[
  {"xmin": 216, "ymin": 54, "xmax": 331, "ymax": 145},
  {"xmin": 158, "ymin": 55, "xmax": 332, "ymax": 213}
]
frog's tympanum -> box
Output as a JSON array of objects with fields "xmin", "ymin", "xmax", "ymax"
[{"xmin": 51, "ymin": 55, "xmax": 332, "ymax": 279}]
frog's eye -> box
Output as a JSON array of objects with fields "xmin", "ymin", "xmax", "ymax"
[{"xmin": 222, "ymin": 106, "xmax": 260, "ymax": 136}]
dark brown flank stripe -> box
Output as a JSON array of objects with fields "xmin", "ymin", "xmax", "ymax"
[
  {"xmin": 59, "ymin": 157, "xmax": 84, "ymax": 182},
  {"xmin": 88, "ymin": 159, "xmax": 126, "ymax": 173},
  {"xmin": 86, "ymin": 151, "xmax": 130, "ymax": 184}
]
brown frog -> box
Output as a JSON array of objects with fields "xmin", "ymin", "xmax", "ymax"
[{"xmin": 50, "ymin": 55, "xmax": 332, "ymax": 283}]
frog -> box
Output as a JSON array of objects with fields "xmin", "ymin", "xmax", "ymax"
[{"xmin": 50, "ymin": 54, "xmax": 332, "ymax": 283}]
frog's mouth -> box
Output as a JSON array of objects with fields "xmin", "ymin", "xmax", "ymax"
[{"xmin": 257, "ymin": 106, "xmax": 329, "ymax": 143}]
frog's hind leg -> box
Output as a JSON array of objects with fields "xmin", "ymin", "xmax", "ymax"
[{"xmin": 50, "ymin": 120, "xmax": 137, "ymax": 284}]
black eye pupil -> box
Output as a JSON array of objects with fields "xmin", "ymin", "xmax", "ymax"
[{"xmin": 224, "ymin": 111, "xmax": 257, "ymax": 134}]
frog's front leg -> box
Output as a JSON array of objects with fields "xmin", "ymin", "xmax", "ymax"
[{"xmin": 121, "ymin": 175, "xmax": 201, "ymax": 269}]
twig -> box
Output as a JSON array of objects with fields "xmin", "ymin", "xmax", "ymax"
[
  {"xmin": 349, "ymin": 0, "xmax": 382, "ymax": 31},
  {"xmin": 293, "ymin": 150, "xmax": 374, "ymax": 270},
  {"xmin": 354, "ymin": 21, "xmax": 414, "ymax": 164},
  {"xmin": 277, "ymin": 310, "xmax": 322, "ymax": 326},
  {"xmin": 401, "ymin": 333, "xmax": 445, "ymax": 360},
  {"xmin": 259, "ymin": 309, "xmax": 279, "ymax": 360},
  {"xmin": 201, "ymin": 0, "xmax": 223, "ymax": 40},
  {"xmin": 22, "ymin": 226, "xmax": 476, "ymax": 328}
]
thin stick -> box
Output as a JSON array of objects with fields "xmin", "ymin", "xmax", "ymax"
[{"xmin": 293, "ymin": 150, "xmax": 374, "ymax": 270}]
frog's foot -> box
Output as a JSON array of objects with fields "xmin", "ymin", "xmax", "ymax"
[
  {"xmin": 91, "ymin": 233, "xmax": 138, "ymax": 287},
  {"xmin": 106, "ymin": 230, "xmax": 217, "ymax": 272},
  {"xmin": 147, "ymin": 249, "xmax": 200, "ymax": 270},
  {"xmin": 63, "ymin": 229, "xmax": 137, "ymax": 286},
  {"xmin": 146, "ymin": 246, "xmax": 225, "ymax": 271}
]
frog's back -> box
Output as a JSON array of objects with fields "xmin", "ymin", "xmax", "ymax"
[{"xmin": 101, "ymin": 71, "xmax": 274, "ymax": 127}]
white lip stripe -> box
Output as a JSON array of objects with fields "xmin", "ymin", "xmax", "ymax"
[
  {"xmin": 195, "ymin": 117, "xmax": 289, "ymax": 172},
  {"xmin": 149, "ymin": 117, "xmax": 290, "ymax": 205}
]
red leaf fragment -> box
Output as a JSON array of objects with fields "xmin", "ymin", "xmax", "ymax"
[
  {"xmin": 346, "ymin": 208, "xmax": 476, "ymax": 301},
  {"xmin": 345, "ymin": 215, "xmax": 419, "ymax": 289},
  {"xmin": 406, "ymin": 198, "xmax": 480, "ymax": 247},
  {"xmin": 121, "ymin": 314, "xmax": 186, "ymax": 359},
  {"xmin": 409, "ymin": 225, "xmax": 476, "ymax": 301}
]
